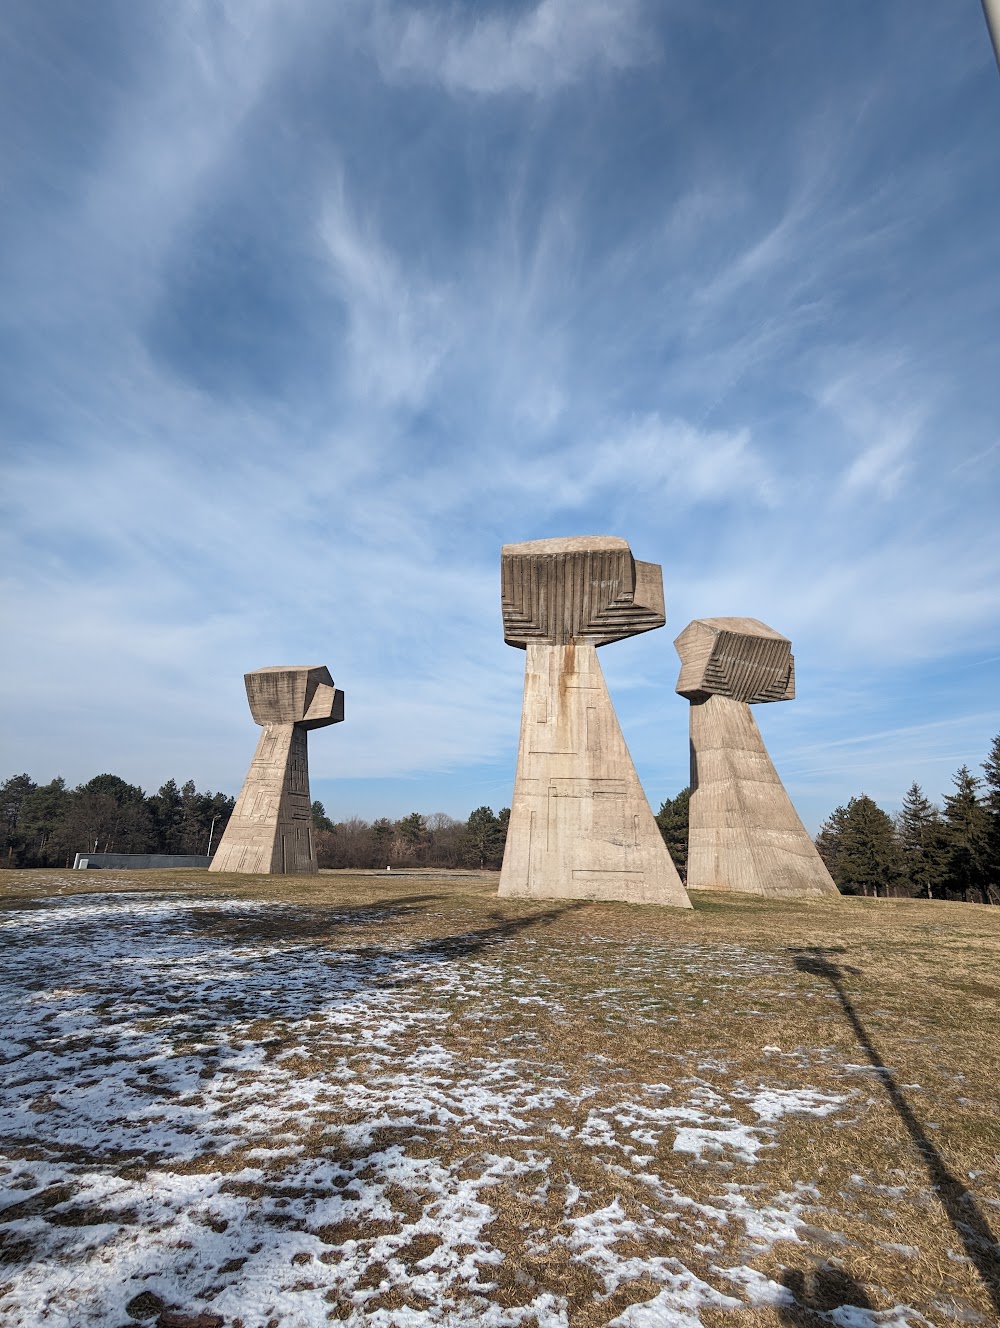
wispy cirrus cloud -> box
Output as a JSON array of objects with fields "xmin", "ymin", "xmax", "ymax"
[
  {"xmin": 318, "ymin": 177, "xmax": 455, "ymax": 408},
  {"xmin": 495, "ymin": 414, "xmax": 777, "ymax": 514},
  {"xmin": 371, "ymin": 0, "xmax": 652, "ymax": 96}
]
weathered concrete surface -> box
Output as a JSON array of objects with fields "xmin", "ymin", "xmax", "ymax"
[
  {"xmin": 674, "ymin": 616, "xmax": 795, "ymax": 705},
  {"xmin": 676, "ymin": 620, "xmax": 837, "ymax": 898},
  {"xmin": 499, "ymin": 537, "xmax": 689, "ymax": 907},
  {"xmin": 501, "ymin": 534, "xmax": 666, "ymax": 648},
  {"xmin": 210, "ymin": 666, "xmax": 343, "ymax": 875}
]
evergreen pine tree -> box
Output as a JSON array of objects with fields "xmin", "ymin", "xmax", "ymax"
[
  {"xmin": 981, "ymin": 733, "xmax": 1000, "ymax": 905},
  {"xmin": 1, "ymin": 774, "xmax": 36, "ymax": 865},
  {"xmin": 152, "ymin": 779, "xmax": 184, "ymax": 853},
  {"xmin": 656, "ymin": 787, "xmax": 690, "ymax": 880},
  {"xmin": 815, "ymin": 795, "xmax": 902, "ymax": 897},
  {"xmin": 815, "ymin": 803, "xmax": 850, "ymax": 886},
  {"xmin": 19, "ymin": 778, "xmax": 70, "ymax": 866},
  {"xmin": 942, "ymin": 765, "xmax": 991, "ymax": 903},
  {"xmin": 311, "ymin": 800, "xmax": 334, "ymax": 832},
  {"xmin": 464, "ymin": 806, "xmax": 504, "ymax": 869},
  {"xmin": 897, "ymin": 782, "xmax": 947, "ymax": 899}
]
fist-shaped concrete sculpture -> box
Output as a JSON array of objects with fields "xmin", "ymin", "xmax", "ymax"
[
  {"xmin": 499, "ymin": 536, "xmax": 689, "ymax": 908},
  {"xmin": 674, "ymin": 619, "xmax": 836, "ymax": 898},
  {"xmin": 502, "ymin": 534, "xmax": 666, "ymax": 646},
  {"xmin": 245, "ymin": 665, "xmax": 345, "ymax": 729},
  {"xmin": 674, "ymin": 617, "xmax": 794, "ymax": 704},
  {"xmin": 210, "ymin": 666, "xmax": 344, "ymax": 875}
]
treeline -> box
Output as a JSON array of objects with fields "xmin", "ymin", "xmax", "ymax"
[
  {"xmin": 815, "ymin": 742, "xmax": 1000, "ymax": 904},
  {"xmin": 314, "ymin": 806, "xmax": 510, "ymax": 871},
  {"xmin": 8, "ymin": 730, "xmax": 998, "ymax": 897},
  {"xmin": 1, "ymin": 774, "xmax": 235, "ymax": 867},
  {"xmin": 816, "ymin": 732, "xmax": 1000, "ymax": 903},
  {"xmin": 0, "ymin": 773, "xmax": 512, "ymax": 873}
]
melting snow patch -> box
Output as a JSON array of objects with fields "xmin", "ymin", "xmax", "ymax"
[
  {"xmin": 672, "ymin": 1122, "xmax": 765, "ymax": 1163},
  {"xmin": 606, "ymin": 1277, "xmax": 742, "ymax": 1327},
  {"xmin": 748, "ymin": 1087, "xmax": 847, "ymax": 1123},
  {"xmin": 0, "ymin": 893, "xmax": 856, "ymax": 1326}
]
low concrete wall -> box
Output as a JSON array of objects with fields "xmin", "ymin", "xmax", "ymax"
[{"xmin": 73, "ymin": 853, "xmax": 213, "ymax": 870}]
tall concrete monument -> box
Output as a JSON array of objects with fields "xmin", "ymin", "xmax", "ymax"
[
  {"xmin": 674, "ymin": 618, "xmax": 837, "ymax": 897},
  {"xmin": 499, "ymin": 536, "xmax": 690, "ymax": 907},
  {"xmin": 210, "ymin": 666, "xmax": 344, "ymax": 875}
]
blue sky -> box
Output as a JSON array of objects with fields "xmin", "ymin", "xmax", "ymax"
[{"xmin": 2, "ymin": 1, "xmax": 999, "ymax": 832}]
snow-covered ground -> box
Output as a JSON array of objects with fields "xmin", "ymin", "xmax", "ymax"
[{"xmin": 0, "ymin": 893, "xmax": 932, "ymax": 1326}]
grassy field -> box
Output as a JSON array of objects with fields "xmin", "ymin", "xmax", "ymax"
[{"xmin": 1, "ymin": 869, "xmax": 998, "ymax": 1328}]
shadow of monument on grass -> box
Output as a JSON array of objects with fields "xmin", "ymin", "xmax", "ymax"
[
  {"xmin": 399, "ymin": 901, "xmax": 591, "ymax": 963},
  {"xmin": 790, "ymin": 946, "xmax": 1000, "ymax": 1316},
  {"xmin": 179, "ymin": 892, "xmax": 589, "ymax": 964},
  {"xmin": 777, "ymin": 1265, "xmax": 872, "ymax": 1325},
  {"xmin": 182, "ymin": 892, "xmax": 449, "ymax": 944}
]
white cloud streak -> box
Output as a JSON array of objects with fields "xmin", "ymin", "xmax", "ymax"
[
  {"xmin": 319, "ymin": 178, "xmax": 455, "ymax": 407},
  {"xmin": 371, "ymin": 0, "xmax": 652, "ymax": 96}
]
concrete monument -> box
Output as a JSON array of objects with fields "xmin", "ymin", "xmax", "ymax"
[
  {"xmin": 498, "ymin": 536, "xmax": 690, "ymax": 907},
  {"xmin": 674, "ymin": 618, "xmax": 837, "ymax": 897},
  {"xmin": 209, "ymin": 666, "xmax": 344, "ymax": 875}
]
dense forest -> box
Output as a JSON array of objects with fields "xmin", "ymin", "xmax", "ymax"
[
  {"xmin": 0, "ymin": 774, "xmax": 236, "ymax": 867},
  {"xmin": 4, "ymin": 731, "xmax": 998, "ymax": 902}
]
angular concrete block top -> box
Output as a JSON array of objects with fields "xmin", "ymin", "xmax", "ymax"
[
  {"xmin": 674, "ymin": 617, "xmax": 837, "ymax": 899},
  {"xmin": 674, "ymin": 617, "xmax": 795, "ymax": 705},
  {"xmin": 245, "ymin": 665, "xmax": 345, "ymax": 730},
  {"xmin": 502, "ymin": 534, "xmax": 665, "ymax": 648}
]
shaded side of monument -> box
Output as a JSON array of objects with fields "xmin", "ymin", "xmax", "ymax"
[
  {"xmin": 210, "ymin": 665, "xmax": 344, "ymax": 875},
  {"xmin": 675, "ymin": 617, "xmax": 837, "ymax": 897},
  {"xmin": 499, "ymin": 536, "xmax": 690, "ymax": 907}
]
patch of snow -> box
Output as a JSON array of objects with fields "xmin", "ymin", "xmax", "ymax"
[
  {"xmin": 720, "ymin": 1264, "xmax": 794, "ymax": 1306},
  {"xmin": 0, "ymin": 894, "xmax": 861, "ymax": 1327},
  {"xmin": 748, "ymin": 1088, "xmax": 847, "ymax": 1123},
  {"xmin": 672, "ymin": 1122, "xmax": 766, "ymax": 1164},
  {"xmin": 605, "ymin": 1276, "xmax": 741, "ymax": 1327}
]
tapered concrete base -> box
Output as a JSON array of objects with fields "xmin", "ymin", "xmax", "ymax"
[
  {"xmin": 499, "ymin": 641, "xmax": 690, "ymax": 906},
  {"xmin": 210, "ymin": 724, "xmax": 318, "ymax": 874},
  {"xmin": 688, "ymin": 694, "xmax": 837, "ymax": 897}
]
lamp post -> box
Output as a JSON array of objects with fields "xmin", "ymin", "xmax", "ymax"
[{"xmin": 206, "ymin": 815, "xmax": 219, "ymax": 857}]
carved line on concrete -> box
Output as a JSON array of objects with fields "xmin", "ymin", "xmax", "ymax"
[
  {"xmin": 210, "ymin": 665, "xmax": 344, "ymax": 876},
  {"xmin": 675, "ymin": 618, "xmax": 837, "ymax": 898},
  {"xmin": 499, "ymin": 536, "xmax": 690, "ymax": 908}
]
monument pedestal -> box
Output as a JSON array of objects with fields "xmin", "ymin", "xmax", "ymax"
[
  {"xmin": 210, "ymin": 724, "xmax": 318, "ymax": 874},
  {"xmin": 499, "ymin": 638, "xmax": 688, "ymax": 906},
  {"xmin": 687, "ymin": 694, "xmax": 836, "ymax": 897}
]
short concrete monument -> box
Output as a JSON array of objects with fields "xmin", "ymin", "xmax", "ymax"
[
  {"xmin": 675, "ymin": 618, "xmax": 837, "ymax": 897},
  {"xmin": 499, "ymin": 536, "xmax": 690, "ymax": 907},
  {"xmin": 210, "ymin": 666, "xmax": 344, "ymax": 875}
]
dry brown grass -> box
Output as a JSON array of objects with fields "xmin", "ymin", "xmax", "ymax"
[{"xmin": 1, "ymin": 867, "xmax": 998, "ymax": 1326}]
